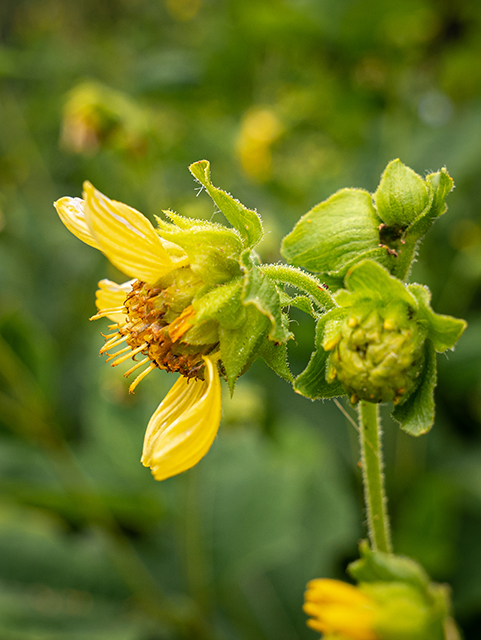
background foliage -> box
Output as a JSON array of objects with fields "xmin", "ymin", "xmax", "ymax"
[{"xmin": 1, "ymin": 0, "xmax": 481, "ymax": 638}]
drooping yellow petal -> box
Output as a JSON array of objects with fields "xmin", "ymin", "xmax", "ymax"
[
  {"xmin": 54, "ymin": 196, "xmax": 100, "ymax": 249},
  {"xmin": 141, "ymin": 356, "xmax": 222, "ymax": 481},
  {"xmin": 83, "ymin": 181, "xmax": 189, "ymax": 284},
  {"xmin": 95, "ymin": 278, "xmax": 134, "ymax": 323}
]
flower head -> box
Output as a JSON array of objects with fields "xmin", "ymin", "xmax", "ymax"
[
  {"xmin": 55, "ymin": 182, "xmax": 223, "ymax": 480},
  {"xmin": 304, "ymin": 579, "xmax": 377, "ymax": 640},
  {"xmin": 55, "ymin": 162, "xmax": 291, "ymax": 480}
]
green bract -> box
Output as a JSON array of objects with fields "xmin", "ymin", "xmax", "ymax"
[
  {"xmin": 294, "ymin": 260, "xmax": 466, "ymax": 435},
  {"xmin": 347, "ymin": 542, "xmax": 458, "ymax": 640},
  {"xmin": 162, "ymin": 160, "xmax": 294, "ymax": 391}
]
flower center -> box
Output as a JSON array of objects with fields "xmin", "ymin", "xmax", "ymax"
[{"xmin": 94, "ymin": 279, "xmax": 218, "ymax": 392}]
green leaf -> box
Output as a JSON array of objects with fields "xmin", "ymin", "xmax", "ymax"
[
  {"xmin": 344, "ymin": 259, "xmax": 417, "ymax": 307},
  {"xmin": 189, "ymin": 160, "xmax": 263, "ymax": 248},
  {"xmin": 281, "ymin": 188, "xmax": 381, "ymax": 274},
  {"xmin": 193, "ymin": 278, "xmax": 246, "ymax": 330},
  {"xmin": 375, "ymin": 159, "xmax": 431, "ymax": 227},
  {"xmin": 294, "ymin": 310, "xmax": 347, "ymax": 400},
  {"xmin": 408, "ymin": 284, "xmax": 467, "ymax": 352},
  {"xmin": 220, "ymin": 306, "xmax": 269, "ymax": 392},
  {"xmin": 392, "ymin": 339, "xmax": 436, "ymax": 436},
  {"xmin": 242, "ymin": 264, "xmax": 291, "ymax": 343},
  {"xmin": 348, "ymin": 540, "xmax": 430, "ymax": 590},
  {"xmin": 258, "ymin": 337, "xmax": 293, "ymax": 382}
]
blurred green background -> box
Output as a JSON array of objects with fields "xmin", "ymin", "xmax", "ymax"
[{"xmin": 1, "ymin": 0, "xmax": 481, "ymax": 638}]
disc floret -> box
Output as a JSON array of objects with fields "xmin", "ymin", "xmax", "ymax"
[{"xmin": 96, "ymin": 272, "xmax": 219, "ymax": 393}]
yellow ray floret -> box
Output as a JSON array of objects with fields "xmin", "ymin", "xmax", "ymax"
[
  {"xmin": 54, "ymin": 184, "xmax": 190, "ymax": 285},
  {"xmin": 54, "ymin": 196, "xmax": 100, "ymax": 249},
  {"xmin": 304, "ymin": 579, "xmax": 377, "ymax": 640},
  {"xmin": 83, "ymin": 181, "xmax": 189, "ymax": 284},
  {"xmin": 95, "ymin": 278, "xmax": 134, "ymax": 323},
  {"xmin": 141, "ymin": 356, "xmax": 222, "ymax": 481}
]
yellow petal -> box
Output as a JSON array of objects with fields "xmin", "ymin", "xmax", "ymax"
[
  {"xmin": 306, "ymin": 579, "xmax": 374, "ymax": 607},
  {"xmin": 83, "ymin": 181, "xmax": 189, "ymax": 284},
  {"xmin": 95, "ymin": 278, "xmax": 134, "ymax": 323},
  {"xmin": 141, "ymin": 356, "xmax": 222, "ymax": 481},
  {"xmin": 54, "ymin": 196, "xmax": 100, "ymax": 249},
  {"xmin": 304, "ymin": 579, "xmax": 377, "ymax": 640}
]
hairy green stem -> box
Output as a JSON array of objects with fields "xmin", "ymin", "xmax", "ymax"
[
  {"xmin": 358, "ymin": 401, "xmax": 392, "ymax": 553},
  {"xmin": 260, "ymin": 263, "xmax": 336, "ymax": 311},
  {"xmin": 392, "ymin": 238, "xmax": 418, "ymax": 282}
]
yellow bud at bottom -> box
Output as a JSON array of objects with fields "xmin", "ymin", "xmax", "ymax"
[{"xmin": 304, "ymin": 579, "xmax": 377, "ymax": 640}]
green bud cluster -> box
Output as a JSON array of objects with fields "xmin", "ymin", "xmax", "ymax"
[{"xmin": 325, "ymin": 303, "xmax": 427, "ymax": 404}]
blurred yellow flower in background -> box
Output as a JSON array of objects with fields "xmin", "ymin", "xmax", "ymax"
[{"xmin": 236, "ymin": 108, "xmax": 283, "ymax": 182}]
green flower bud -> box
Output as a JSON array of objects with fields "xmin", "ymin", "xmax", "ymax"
[
  {"xmin": 294, "ymin": 259, "xmax": 466, "ymax": 433},
  {"xmin": 375, "ymin": 159, "xmax": 431, "ymax": 228},
  {"xmin": 325, "ymin": 302, "xmax": 427, "ymax": 404}
]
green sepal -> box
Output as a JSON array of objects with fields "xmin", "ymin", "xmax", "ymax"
[
  {"xmin": 343, "ymin": 259, "xmax": 418, "ymax": 307},
  {"xmin": 348, "ymin": 540, "xmax": 430, "ymax": 590},
  {"xmin": 294, "ymin": 309, "xmax": 347, "ymax": 400},
  {"xmin": 426, "ymin": 168, "xmax": 454, "ymax": 219},
  {"xmin": 391, "ymin": 339, "xmax": 436, "ymax": 436},
  {"xmin": 241, "ymin": 255, "xmax": 291, "ymax": 343},
  {"xmin": 159, "ymin": 209, "xmax": 200, "ymax": 230},
  {"xmin": 182, "ymin": 319, "xmax": 219, "ymax": 345},
  {"xmin": 220, "ymin": 306, "xmax": 269, "ymax": 392},
  {"xmin": 278, "ymin": 290, "xmax": 320, "ymax": 318},
  {"xmin": 155, "ymin": 221, "xmax": 243, "ymax": 285},
  {"xmin": 193, "ymin": 278, "xmax": 246, "ymax": 331},
  {"xmin": 408, "ymin": 284, "xmax": 467, "ymax": 352},
  {"xmin": 405, "ymin": 168, "xmax": 454, "ymax": 241},
  {"xmin": 281, "ymin": 188, "xmax": 382, "ymax": 274},
  {"xmin": 375, "ymin": 159, "xmax": 432, "ymax": 227},
  {"xmin": 189, "ymin": 160, "xmax": 263, "ymax": 248},
  {"xmin": 257, "ymin": 337, "xmax": 293, "ymax": 382}
]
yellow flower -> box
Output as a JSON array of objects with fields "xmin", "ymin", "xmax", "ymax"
[
  {"xmin": 303, "ymin": 579, "xmax": 378, "ymax": 640},
  {"xmin": 55, "ymin": 182, "xmax": 222, "ymax": 481}
]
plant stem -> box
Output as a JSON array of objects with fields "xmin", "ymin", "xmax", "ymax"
[
  {"xmin": 260, "ymin": 263, "xmax": 336, "ymax": 311},
  {"xmin": 358, "ymin": 401, "xmax": 392, "ymax": 553}
]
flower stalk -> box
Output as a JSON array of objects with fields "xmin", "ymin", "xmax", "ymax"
[{"xmin": 358, "ymin": 401, "xmax": 392, "ymax": 554}]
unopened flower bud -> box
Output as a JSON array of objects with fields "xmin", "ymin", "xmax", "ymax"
[{"xmin": 325, "ymin": 302, "xmax": 427, "ymax": 404}]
